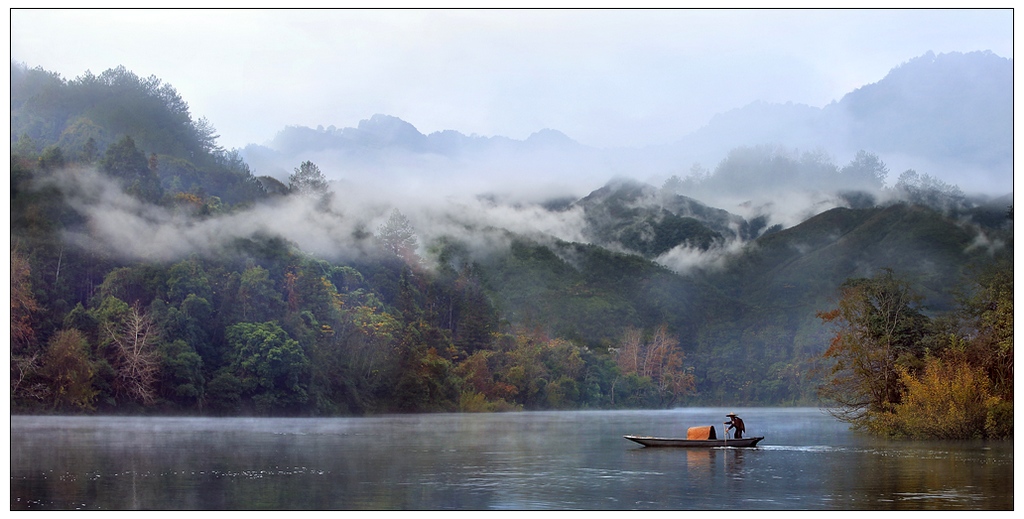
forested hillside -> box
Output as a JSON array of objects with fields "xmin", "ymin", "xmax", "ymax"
[{"xmin": 10, "ymin": 62, "xmax": 1012, "ymax": 426}]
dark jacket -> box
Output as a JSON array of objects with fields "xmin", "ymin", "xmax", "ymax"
[{"xmin": 726, "ymin": 416, "xmax": 745, "ymax": 438}]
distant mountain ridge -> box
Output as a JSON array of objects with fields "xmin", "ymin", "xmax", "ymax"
[
  {"xmin": 670, "ymin": 51, "xmax": 1011, "ymax": 179},
  {"xmin": 254, "ymin": 113, "xmax": 582, "ymax": 159},
  {"xmin": 242, "ymin": 50, "xmax": 1011, "ymax": 197}
]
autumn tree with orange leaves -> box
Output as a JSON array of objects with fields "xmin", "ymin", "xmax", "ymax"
[
  {"xmin": 10, "ymin": 245, "xmax": 38, "ymax": 352},
  {"xmin": 816, "ymin": 269, "xmax": 930, "ymax": 427},
  {"xmin": 11, "ymin": 245, "xmax": 43, "ymax": 401},
  {"xmin": 613, "ymin": 325, "xmax": 694, "ymax": 407}
]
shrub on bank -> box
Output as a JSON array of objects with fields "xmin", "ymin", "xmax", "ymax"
[{"xmin": 868, "ymin": 353, "xmax": 1011, "ymax": 440}]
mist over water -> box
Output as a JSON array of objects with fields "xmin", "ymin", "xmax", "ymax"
[{"xmin": 10, "ymin": 410, "xmax": 1013, "ymax": 510}]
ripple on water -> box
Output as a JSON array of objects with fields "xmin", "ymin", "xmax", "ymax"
[{"xmin": 756, "ymin": 445, "xmax": 846, "ymax": 453}]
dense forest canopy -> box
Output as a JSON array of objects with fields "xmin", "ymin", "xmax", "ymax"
[{"xmin": 9, "ymin": 62, "xmax": 1012, "ymax": 438}]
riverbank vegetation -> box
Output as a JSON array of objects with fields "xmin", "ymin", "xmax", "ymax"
[{"xmin": 817, "ymin": 265, "xmax": 1013, "ymax": 439}]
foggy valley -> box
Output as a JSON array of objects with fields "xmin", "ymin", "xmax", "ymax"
[
  {"xmin": 9, "ymin": 12, "xmax": 1016, "ymax": 514},
  {"xmin": 10, "ymin": 40, "xmax": 1013, "ymax": 415},
  {"xmin": 40, "ymin": 50, "xmax": 1011, "ymax": 275}
]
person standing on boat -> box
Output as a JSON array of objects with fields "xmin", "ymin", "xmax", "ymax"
[{"xmin": 724, "ymin": 412, "xmax": 745, "ymax": 439}]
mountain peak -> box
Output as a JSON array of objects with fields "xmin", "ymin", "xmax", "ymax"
[
  {"xmin": 356, "ymin": 114, "xmax": 425, "ymax": 143},
  {"xmin": 525, "ymin": 128, "xmax": 577, "ymax": 147}
]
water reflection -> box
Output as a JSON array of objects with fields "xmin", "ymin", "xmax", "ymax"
[{"xmin": 10, "ymin": 410, "xmax": 1013, "ymax": 510}]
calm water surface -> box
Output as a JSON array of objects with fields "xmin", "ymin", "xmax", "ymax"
[{"xmin": 9, "ymin": 408, "xmax": 1013, "ymax": 510}]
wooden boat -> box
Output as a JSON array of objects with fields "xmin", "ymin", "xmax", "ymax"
[{"xmin": 623, "ymin": 434, "xmax": 765, "ymax": 448}]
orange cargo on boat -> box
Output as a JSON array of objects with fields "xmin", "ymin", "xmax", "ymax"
[{"xmin": 686, "ymin": 426, "xmax": 717, "ymax": 440}]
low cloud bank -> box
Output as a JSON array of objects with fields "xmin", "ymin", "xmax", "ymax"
[
  {"xmin": 41, "ymin": 147, "xmax": 1000, "ymax": 279},
  {"xmin": 46, "ymin": 166, "xmax": 590, "ymax": 267}
]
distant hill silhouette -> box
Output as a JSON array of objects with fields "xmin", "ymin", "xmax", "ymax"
[
  {"xmin": 242, "ymin": 50, "xmax": 1011, "ymax": 197},
  {"xmin": 654, "ymin": 50, "xmax": 1012, "ymax": 194}
]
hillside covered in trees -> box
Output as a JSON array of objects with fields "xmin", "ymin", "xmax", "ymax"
[{"xmin": 10, "ymin": 62, "xmax": 1012, "ymax": 437}]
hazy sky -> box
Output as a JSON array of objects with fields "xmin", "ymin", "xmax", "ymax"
[{"xmin": 9, "ymin": 8, "xmax": 1014, "ymax": 151}]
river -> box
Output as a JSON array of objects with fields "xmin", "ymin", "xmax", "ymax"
[{"xmin": 9, "ymin": 408, "xmax": 1013, "ymax": 510}]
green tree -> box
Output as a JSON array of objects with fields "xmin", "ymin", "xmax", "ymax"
[
  {"xmin": 376, "ymin": 209, "xmax": 421, "ymax": 266},
  {"xmin": 192, "ymin": 116, "xmax": 222, "ymax": 155},
  {"xmin": 100, "ymin": 135, "xmax": 163, "ymax": 203},
  {"xmin": 159, "ymin": 339, "xmax": 205, "ymax": 409},
  {"xmin": 390, "ymin": 318, "xmax": 459, "ymax": 412},
  {"xmin": 341, "ymin": 291, "xmax": 403, "ymax": 403},
  {"xmin": 37, "ymin": 145, "xmax": 66, "ymax": 172},
  {"xmin": 958, "ymin": 260, "xmax": 1013, "ymax": 401},
  {"xmin": 893, "ymin": 169, "xmax": 966, "ymax": 211},
  {"xmin": 288, "ymin": 160, "xmax": 329, "ymax": 197},
  {"xmin": 258, "ymin": 175, "xmax": 290, "ymax": 196},
  {"xmin": 82, "ymin": 136, "xmax": 99, "ymax": 164},
  {"xmin": 166, "ymin": 255, "xmax": 213, "ymax": 305},
  {"xmin": 13, "ymin": 133, "xmax": 39, "ymax": 158},
  {"xmin": 56, "ymin": 116, "xmax": 107, "ymax": 163},
  {"xmin": 96, "ymin": 264, "xmax": 165, "ymax": 307},
  {"xmin": 237, "ymin": 265, "xmax": 286, "ymax": 323},
  {"xmin": 451, "ymin": 266, "xmax": 497, "ymax": 355},
  {"xmin": 488, "ymin": 331, "xmax": 587, "ymax": 410},
  {"xmin": 174, "ymin": 294, "xmax": 216, "ymax": 362},
  {"xmin": 225, "ymin": 321, "xmax": 310, "ymax": 414},
  {"xmin": 205, "ymin": 371, "xmax": 243, "ymax": 414},
  {"xmin": 40, "ymin": 329, "xmax": 97, "ymax": 411},
  {"xmin": 840, "ymin": 150, "xmax": 889, "ymax": 190}
]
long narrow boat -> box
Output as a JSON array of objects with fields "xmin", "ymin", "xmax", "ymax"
[{"xmin": 623, "ymin": 434, "xmax": 765, "ymax": 448}]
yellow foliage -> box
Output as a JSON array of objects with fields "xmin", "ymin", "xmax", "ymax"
[
  {"xmin": 872, "ymin": 354, "xmax": 1007, "ymax": 439},
  {"xmin": 352, "ymin": 304, "xmax": 400, "ymax": 340},
  {"xmin": 172, "ymin": 192, "xmax": 204, "ymax": 208},
  {"xmin": 457, "ymin": 391, "xmax": 521, "ymax": 413},
  {"xmin": 458, "ymin": 391, "xmax": 490, "ymax": 412}
]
